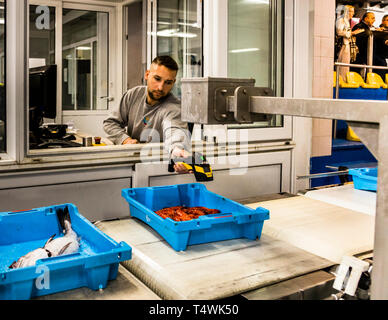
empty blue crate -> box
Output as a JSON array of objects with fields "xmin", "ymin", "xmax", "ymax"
[
  {"xmin": 122, "ymin": 183, "xmax": 270, "ymax": 251},
  {"xmin": 0, "ymin": 203, "xmax": 131, "ymax": 300},
  {"xmin": 349, "ymin": 167, "xmax": 378, "ymax": 192}
]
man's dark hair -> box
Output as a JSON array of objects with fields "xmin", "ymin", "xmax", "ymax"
[
  {"xmin": 151, "ymin": 56, "xmax": 179, "ymax": 72},
  {"xmin": 362, "ymin": 12, "xmax": 374, "ymax": 21}
]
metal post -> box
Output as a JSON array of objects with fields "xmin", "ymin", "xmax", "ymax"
[
  {"xmin": 367, "ymin": 33, "xmax": 374, "ymax": 76},
  {"xmin": 371, "ymin": 115, "xmax": 388, "ymax": 300},
  {"xmin": 335, "ymin": 64, "xmax": 340, "ymax": 100},
  {"xmin": 7, "ymin": 0, "xmax": 28, "ymax": 162},
  {"xmin": 334, "ymin": 64, "xmax": 340, "ymax": 139}
]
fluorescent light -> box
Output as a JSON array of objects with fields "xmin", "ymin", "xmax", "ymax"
[
  {"xmin": 172, "ymin": 32, "xmax": 197, "ymax": 38},
  {"xmin": 77, "ymin": 46, "xmax": 91, "ymax": 50},
  {"xmin": 156, "ymin": 29, "xmax": 197, "ymax": 38},
  {"xmin": 0, "ymin": 18, "xmax": 4, "ymax": 24},
  {"xmin": 157, "ymin": 21, "xmax": 199, "ymax": 28},
  {"xmin": 244, "ymin": 0, "xmax": 269, "ymax": 4},
  {"xmin": 230, "ymin": 48, "xmax": 260, "ymax": 53},
  {"xmin": 177, "ymin": 22, "xmax": 200, "ymax": 28},
  {"xmin": 156, "ymin": 29, "xmax": 177, "ymax": 37}
]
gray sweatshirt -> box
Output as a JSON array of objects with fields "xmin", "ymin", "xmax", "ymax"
[{"xmin": 103, "ymin": 86, "xmax": 190, "ymax": 154}]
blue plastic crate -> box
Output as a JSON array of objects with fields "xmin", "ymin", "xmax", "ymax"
[
  {"xmin": 0, "ymin": 203, "xmax": 132, "ymax": 300},
  {"xmin": 122, "ymin": 183, "xmax": 270, "ymax": 251},
  {"xmin": 349, "ymin": 167, "xmax": 378, "ymax": 192}
]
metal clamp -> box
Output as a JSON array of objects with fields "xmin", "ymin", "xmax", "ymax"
[
  {"xmin": 214, "ymin": 87, "xmax": 235, "ymax": 122},
  {"xmin": 234, "ymin": 86, "xmax": 274, "ymax": 123}
]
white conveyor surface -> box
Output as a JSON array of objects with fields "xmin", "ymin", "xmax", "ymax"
[
  {"xmin": 246, "ymin": 195, "xmax": 375, "ymax": 264},
  {"xmin": 95, "ymin": 218, "xmax": 332, "ymax": 300},
  {"xmin": 303, "ymin": 184, "xmax": 376, "ymax": 216}
]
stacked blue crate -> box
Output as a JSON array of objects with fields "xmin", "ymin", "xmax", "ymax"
[{"xmin": 0, "ymin": 203, "xmax": 132, "ymax": 300}]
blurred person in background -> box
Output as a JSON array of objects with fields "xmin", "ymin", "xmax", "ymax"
[{"xmin": 335, "ymin": 5, "xmax": 364, "ymax": 80}]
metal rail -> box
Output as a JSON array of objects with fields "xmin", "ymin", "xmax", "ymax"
[
  {"xmin": 297, "ymin": 170, "xmax": 349, "ymax": 180},
  {"xmin": 334, "ymin": 62, "xmax": 388, "ymax": 100}
]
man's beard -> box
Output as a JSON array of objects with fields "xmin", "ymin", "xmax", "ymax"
[{"xmin": 148, "ymin": 89, "xmax": 167, "ymax": 102}]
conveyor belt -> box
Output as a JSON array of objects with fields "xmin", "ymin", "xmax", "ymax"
[
  {"xmin": 245, "ymin": 195, "xmax": 374, "ymax": 264},
  {"xmin": 303, "ymin": 184, "xmax": 376, "ymax": 216},
  {"xmin": 95, "ymin": 218, "xmax": 332, "ymax": 300},
  {"xmin": 36, "ymin": 265, "xmax": 160, "ymax": 300}
]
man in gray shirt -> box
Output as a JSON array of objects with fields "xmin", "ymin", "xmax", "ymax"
[{"xmin": 103, "ymin": 56, "xmax": 190, "ymax": 172}]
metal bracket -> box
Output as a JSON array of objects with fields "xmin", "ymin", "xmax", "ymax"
[
  {"xmin": 333, "ymin": 256, "xmax": 370, "ymax": 297},
  {"xmin": 214, "ymin": 87, "xmax": 235, "ymax": 122},
  {"xmin": 234, "ymin": 86, "xmax": 274, "ymax": 123}
]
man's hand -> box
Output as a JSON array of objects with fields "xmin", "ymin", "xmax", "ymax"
[
  {"xmin": 171, "ymin": 148, "xmax": 192, "ymax": 174},
  {"xmin": 352, "ymin": 28, "xmax": 364, "ymax": 35},
  {"xmin": 122, "ymin": 137, "xmax": 138, "ymax": 144}
]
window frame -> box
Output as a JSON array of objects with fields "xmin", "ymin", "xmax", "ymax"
[
  {"xmin": 0, "ymin": 0, "xmax": 130, "ymax": 166},
  {"xmin": 60, "ymin": 2, "xmax": 114, "ymax": 114},
  {"xmin": 202, "ymin": 0, "xmax": 292, "ymax": 144},
  {"xmin": 0, "ymin": 0, "xmax": 7, "ymax": 158},
  {"xmin": 17, "ymin": 0, "xmax": 122, "ymax": 163},
  {"xmin": 2, "ymin": 0, "xmax": 26, "ymax": 165}
]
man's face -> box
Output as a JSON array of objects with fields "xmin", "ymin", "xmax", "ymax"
[
  {"xmin": 144, "ymin": 63, "xmax": 177, "ymax": 103},
  {"xmin": 364, "ymin": 13, "xmax": 375, "ymax": 27},
  {"xmin": 383, "ymin": 16, "xmax": 388, "ymax": 28}
]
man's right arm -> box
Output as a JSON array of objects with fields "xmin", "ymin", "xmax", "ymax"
[{"xmin": 103, "ymin": 91, "xmax": 137, "ymax": 145}]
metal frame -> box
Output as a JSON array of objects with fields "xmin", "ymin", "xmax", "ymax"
[
  {"xmin": 203, "ymin": 0, "xmax": 292, "ymax": 144},
  {"xmin": 6, "ymin": 0, "xmax": 28, "ymax": 163},
  {"xmin": 59, "ymin": 2, "xmax": 116, "ymax": 112},
  {"xmin": 180, "ymin": 79, "xmax": 388, "ymax": 299}
]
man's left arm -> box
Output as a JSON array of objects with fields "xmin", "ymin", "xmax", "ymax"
[{"xmin": 162, "ymin": 109, "xmax": 192, "ymax": 172}]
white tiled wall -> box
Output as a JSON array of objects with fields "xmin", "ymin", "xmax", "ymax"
[{"xmin": 311, "ymin": 0, "xmax": 336, "ymax": 157}]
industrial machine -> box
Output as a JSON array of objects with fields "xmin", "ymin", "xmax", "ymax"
[{"xmin": 176, "ymin": 77, "xmax": 386, "ymax": 300}]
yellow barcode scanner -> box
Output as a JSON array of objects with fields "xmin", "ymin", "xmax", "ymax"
[{"xmin": 168, "ymin": 152, "xmax": 213, "ymax": 182}]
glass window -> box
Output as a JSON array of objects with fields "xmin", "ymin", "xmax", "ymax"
[
  {"xmin": 228, "ymin": 0, "xmax": 283, "ymax": 129},
  {"xmin": 28, "ymin": 4, "xmax": 56, "ymax": 149},
  {"xmin": 156, "ymin": 0, "xmax": 203, "ymax": 97},
  {"xmin": 62, "ymin": 9, "xmax": 109, "ymax": 111},
  {"xmin": 28, "ymin": 5, "xmax": 110, "ymax": 151},
  {"xmin": 0, "ymin": 0, "xmax": 5, "ymax": 153},
  {"xmin": 29, "ymin": 5, "xmax": 55, "ymax": 67}
]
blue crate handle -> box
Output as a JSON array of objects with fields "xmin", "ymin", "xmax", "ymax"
[{"xmin": 200, "ymin": 213, "xmax": 235, "ymax": 224}]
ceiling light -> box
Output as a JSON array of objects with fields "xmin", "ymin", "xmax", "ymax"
[
  {"xmin": 156, "ymin": 29, "xmax": 197, "ymax": 38},
  {"xmin": 244, "ymin": 0, "xmax": 269, "ymax": 4}
]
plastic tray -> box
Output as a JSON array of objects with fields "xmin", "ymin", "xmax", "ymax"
[
  {"xmin": 0, "ymin": 203, "xmax": 132, "ymax": 300},
  {"xmin": 122, "ymin": 183, "xmax": 270, "ymax": 251},
  {"xmin": 349, "ymin": 167, "xmax": 378, "ymax": 192}
]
